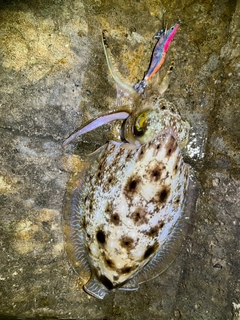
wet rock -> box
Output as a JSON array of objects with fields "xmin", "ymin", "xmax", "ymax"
[{"xmin": 0, "ymin": 0, "xmax": 239, "ymax": 319}]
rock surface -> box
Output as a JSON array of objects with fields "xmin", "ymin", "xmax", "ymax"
[{"xmin": 0, "ymin": 0, "xmax": 239, "ymax": 319}]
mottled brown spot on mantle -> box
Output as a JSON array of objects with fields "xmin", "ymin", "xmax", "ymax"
[
  {"xmin": 143, "ymin": 242, "xmax": 159, "ymax": 260},
  {"xmin": 96, "ymin": 230, "xmax": 106, "ymax": 244},
  {"xmin": 165, "ymin": 135, "xmax": 178, "ymax": 157},
  {"xmin": 119, "ymin": 264, "xmax": 137, "ymax": 274},
  {"xmin": 173, "ymin": 156, "xmax": 181, "ymax": 175},
  {"xmin": 120, "ymin": 235, "xmax": 135, "ymax": 250},
  {"xmin": 124, "ymin": 175, "xmax": 141, "ymax": 198},
  {"xmin": 131, "ymin": 207, "xmax": 148, "ymax": 226},
  {"xmin": 151, "ymin": 168, "xmax": 161, "ymax": 182},
  {"xmin": 175, "ymin": 197, "xmax": 180, "ymax": 204},
  {"xmin": 145, "ymin": 221, "xmax": 165, "ymax": 238},
  {"xmin": 172, "ymin": 196, "xmax": 181, "ymax": 210},
  {"xmin": 111, "ymin": 212, "xmax": 120, "ymax": 225},
  {"xmin": 138, "ymin": 145, "xmax": 146, "ymax": 161},
  {"xmin": 105, "ymin": 202, "xmax": 112, "ymax": 214},
  {"xmin": 106, "ymin": 174, "xmax": 116, "ymax": 185},
  {"xmin": 104, "ymin": 257, "xmax": 115, "ymax": 270},
  {"xmin": 154, "ymin": 186, "xmax": 170, "ymax": 204},
  {"xmin": 146, "ymin": 160, "xmax": 165, "ymax": 183}
]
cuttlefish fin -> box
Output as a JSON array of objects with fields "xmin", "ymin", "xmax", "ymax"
[
  {"xmin": 102, "ymin": 30, "xmax": 136, "ymax": 97},
  {"xmin": 84, "ymin": 273, "xmax": 110, "ymax": 299},
  {"xmin": 62, "ymin": 111, "xmax": 129, "ymax": 147}
]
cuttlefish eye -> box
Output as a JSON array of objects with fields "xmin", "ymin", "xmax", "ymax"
[
  {"xmin": 121, "ymin": 109, "xmax": 156, "ymax": 145},
  {"xmin": 133, "ymin": 112, "xmax": 148, "ymax": 137}
]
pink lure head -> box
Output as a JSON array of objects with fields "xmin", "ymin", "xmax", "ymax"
[{"xmin": 163, "ymin": 23, "xmax": 179, "ymax": 53}]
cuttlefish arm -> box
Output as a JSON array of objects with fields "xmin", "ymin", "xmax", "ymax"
[
  {"xmin": 158, "ymin": 54, "xmax": 175, "ymax": 95},
  {"xmin": 102, "ymin": 30, "xmax": 136, "ymax": 96},
  {"xmin": 62, "ymin": 111, "xmax": 129, "ymax": 147}
]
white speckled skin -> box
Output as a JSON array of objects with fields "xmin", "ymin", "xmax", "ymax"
[
  {"xmin": 64, "ymin": 28, "xmax": 197, "ymax": 299},
  {"xmin": 70, "ymin": 97, "xmax": 193, "ymax": 298},
  {"xmin": 78, "ymin": 133, "xmax": 188, "ymax": 282}
]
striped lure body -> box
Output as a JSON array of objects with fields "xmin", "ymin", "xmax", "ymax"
[
  {"xmin": 144, "ymin": 23, "xmax": 179, "ymax": 81},
  {"xmin": 133, "ymin": 22, "xmax": 179, "ymax": 93}
]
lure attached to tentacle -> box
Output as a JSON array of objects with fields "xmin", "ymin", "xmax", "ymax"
[
  {"xmin": 133, "ymin": 22, "xmax": 180, "ymax": 94},
  {"xmin": 63, "ymin": 23, "xmax": 179, "ymax": 148},
  {"xmin": 63, "ymin": 21, "xmax": 198, "ymax": 300}
]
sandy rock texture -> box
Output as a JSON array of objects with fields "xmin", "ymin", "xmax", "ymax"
[{"xmin": 0, "ymin": 0, "xmax": 239, "ymax": 319}]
